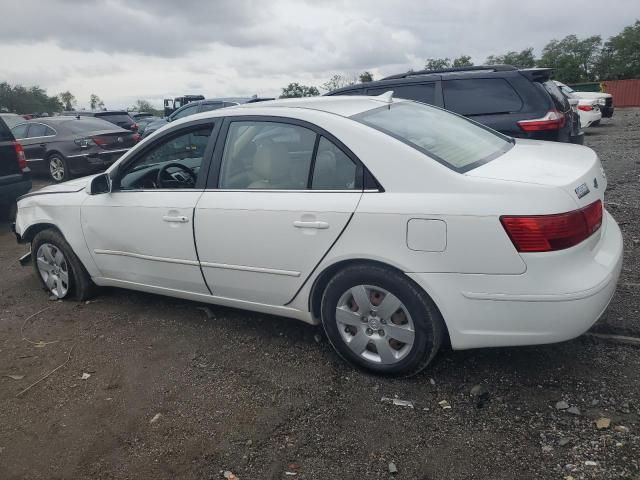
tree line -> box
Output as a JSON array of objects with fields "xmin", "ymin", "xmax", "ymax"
[{"xmin": 281, "ymin": 19, "xmax": 640, "ymax": 97}]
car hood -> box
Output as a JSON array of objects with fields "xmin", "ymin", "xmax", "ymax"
[
  {"xmin": 33, "ymin": 175, "xmax": 97, "ymax": 195},
  {"xmin": 466, "ymin": 139, "xmax": 606, "ymax": 208}
]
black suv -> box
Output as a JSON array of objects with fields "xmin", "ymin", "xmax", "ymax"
[
  {"xmin": 0, "ymin": 116, "xmax": 31, "ymax": 219},
  {"xmin": 326, "ymin": 65, "xmax": 580, "ymax": 143},
  {"xmin": 65, "ymin": 111, "xmax": 138, "ymax": 132}
]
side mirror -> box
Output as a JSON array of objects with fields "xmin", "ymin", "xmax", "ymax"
[{"xmin": 88, "ymin": 172, "xmax": 111, "ymax": 195}]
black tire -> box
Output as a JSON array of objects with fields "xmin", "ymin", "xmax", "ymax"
[
  {"xmin": 592, "ymin": 120, "xmax": 601, "ymax": 127},
  {"xmin": 320, "ymin": 264, "xmax": 444, "ymax": 377},
  {"xmin": 32, "ymin": 228, "xmax": 94, "ymax": 301},
  {"xmin": 47, "ymin": 154, "xmax": 69, "ymax": 183}
]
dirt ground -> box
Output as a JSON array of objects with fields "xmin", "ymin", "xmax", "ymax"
[{"xmin": 1, "ymin": 110, "xmax": 639, "ymax": 480}]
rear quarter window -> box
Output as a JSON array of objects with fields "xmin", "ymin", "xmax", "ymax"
[{"xmin": 443, "ymin": 78, "xmax": 523, "ymax": 115}]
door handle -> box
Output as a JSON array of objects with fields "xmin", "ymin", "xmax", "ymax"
[
  {"xmin": 162, "ymin": 215, "xmax": 189, "ymax": 223},
  {"xmin": 39, "ymin": 144, "xmax": 46, "ymax": 147},
  {"xmin": 293, "ymin": 220, "xmax": 329, "ymax": 229}
]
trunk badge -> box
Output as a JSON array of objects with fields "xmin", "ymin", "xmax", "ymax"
[
  {"xmin": 593, "ymin": 178, "xmax": 599, "ymax": 189},
  {"xmin": 575, "ymin": 183, "xmax": 590, "ymax": 199}
]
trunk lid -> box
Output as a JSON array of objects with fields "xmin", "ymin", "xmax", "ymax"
[
  {"xmin": 467, "ymin": 139, "xmax": 606, "ymax": 208},
  {"xmin": 89, "ymin": 130, "xmax": 137, "ymax": 150}
]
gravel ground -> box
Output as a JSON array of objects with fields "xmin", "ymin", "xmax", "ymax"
[{"xmin": 0, "ymin": 110, "xmax": 639, "ymax": 480}]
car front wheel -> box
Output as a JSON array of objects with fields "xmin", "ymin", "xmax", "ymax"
[
  {"xmin": 320, "ymin": 264, "xmax": 444, "ymax": 377},
  {"xmin": 32, "ymin": 229, "xmax": 94, "ymax": 301}
]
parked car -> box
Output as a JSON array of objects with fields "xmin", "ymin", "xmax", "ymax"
[
  {"xmin": 554, "ymin": 81, "xmax": 603, "ymax": 128},
  {"xmin": 143, "ymin": 96, "xmax": 275, "ymax": 138},
  {"xmin": 554, "ymin": 81, "xmax": 614, "ymax": 118},
  {"xmin": 11, "ymin": 116, "xmax": 138, "ymax": 182},
  {"xmin": 66, "ymin": 110, "xmax": 138, "ymax": 132},
  {"xmin": 327, "ymin": 65, "xmax": 581, "ymax": 144},
  {"xmin": 163, "ymin": 95, "xmax": 205, "ymax": 116},
  {"xmin": 0, "ymin": 113, "xmax": 27, "ymax": 129},
  {"xmin": 563, "ymin": 94, "xmax": 585, "ymax": 144},
  {"xmin": 136, "ymin": 116, "xmax": 163, "ymax": 136},
  {"xmin": 128, "ymin": 111, "xmax": 155, "ymax": 121},
  {"xmin": 13, "ymin": 95, "xmax": 622, "ymax": 376},
  {"xmin": 0, "ymin": 116, "xmax": 31, "ymax": 219}
]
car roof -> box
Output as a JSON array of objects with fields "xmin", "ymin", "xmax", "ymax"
[{"xmin": 225, "ymin": 95, "xmax": 404, "ymax": 118}]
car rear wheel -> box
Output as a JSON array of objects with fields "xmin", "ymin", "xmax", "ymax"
[
  {"xmin": 320, "ymin": 264, "xmax": 444, "ymax": 377},
  {"xmin": 32, "ymin": 229, "xmax": 94, "ymax": 301},
  {"xmin": 48, "ymin": 154, "xmax": 68, "ymax": 183}
]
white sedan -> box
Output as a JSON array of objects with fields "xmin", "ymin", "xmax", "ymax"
[{"xmin": 13, "ymin": 94, "xmax": 623, "ymax": 376}]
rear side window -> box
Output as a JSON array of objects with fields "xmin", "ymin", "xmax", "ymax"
[
  {"xmin": 311, "ymin": 137, "xmax": 358, "ymax": 190},
  {"xmin": 28, "ymin": 124, "xmax": 54, "ymax": 137},
  {"xmin": 367, "ymin": 83, "xmax": 436, "ymax": 105},
  {"xmin": 542, "ymin": 81, "xmax": 569, "ymax": 111},
  {"xmin": 11, "ymin": 124, "xmax": 28, "ymax": 139},
  {"xmin": 200, "ymin": 102, "xmax": 224, "ymax": 112},
  {"xmin": 443, "ymin": 79, "xmax": 523, "ymax": 115}
]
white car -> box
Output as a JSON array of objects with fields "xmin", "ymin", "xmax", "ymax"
[
  {"xmin": 554, "ymin": 80, "xmax": 614, "ymax": 119},
  {"xmin": 13, "ymin": 95, "xmax": 623, "ymax": 376},
  {"xmin": 563, "ymin": 90, "xmax": 602, "ymax": 129}
]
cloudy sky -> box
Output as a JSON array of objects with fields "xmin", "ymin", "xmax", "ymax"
[{"xmin": 1, "ymin": 0, "xmax": 637, "ymax": 109}]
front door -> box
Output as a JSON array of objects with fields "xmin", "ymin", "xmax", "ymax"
[
  {"xmin": 81, "ymin": 122, "xmax": 217, "ymax": 294},
  {"xmin": 195, "ymin": 118, "xmax": 363, "ymax": 305}
]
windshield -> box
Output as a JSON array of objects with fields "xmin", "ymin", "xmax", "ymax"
[{"xmin": 354, "ymin": 101, "xmax": 512, "ymax": 172}]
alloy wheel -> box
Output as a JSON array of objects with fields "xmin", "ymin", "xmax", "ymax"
[
  {"xmin": 49, "ymin": 157, "xmax": 65, "ymax": 181},
  {"xmin": 335, "ymin": 285, "xmax": 415, "ymax": 365},
  {"xmin": 36, "ymin": 243, "xmax": 69, "ymax": 298}
]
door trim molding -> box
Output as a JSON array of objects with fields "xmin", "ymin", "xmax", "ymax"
[
  {"xmin": 200, "ymin": 261, "xmax": 301, "ymax": 277},
  {"xmin": 93, "ymin": 249, "xmax": 200, "ymax": 266}
]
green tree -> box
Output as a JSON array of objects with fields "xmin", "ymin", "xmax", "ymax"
[
  {"xmin": 452, "ymin": 55, "xmax": 473, "ymax": 67},
  {"xmin": 130, "ymin": 99, "xmax": 162, "ymax": 116},
  {"xmin": 537, "ymin": 35, "xmax": 601, "ymax": 83},
  {"xmin": 359, "ymin": 71, "xmax": 374, "ymax": 83},
  {"xmin": 425, "ymin": 58, "xmax": 451, "ymax": 70},
  {"xmin": 321, "ymin": 74, "xmax": 357, "ymax": 92},
  {"xmin": 279, "ymin": 83, "xmax": 320, "ymax": 98},
  {"xmin": 0, "ymin": 82, "xmax": 62, "ymax": 114},
  {"xmin": 598, "ymin": 20, "xmax": 640, "ymax": 79},
  {"xmin": 58, "ymin": 91, "xmax": 76, "ymax": 111},
  {"xmin": 485, "ymin": 48, "xmax": 536, "ymax": 68},
  {"xmin": 89, "ymin": 93, "xmax": 105, "ymax": 110}
]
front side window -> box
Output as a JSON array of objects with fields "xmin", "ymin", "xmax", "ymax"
[
  {"xmin": 118, "ymin": 126, "xmax": 213, "ymax": 190},
  {"xmin": 355, "ymin": 102, "xmax": 512, "ymax": 172},
  {"xmin": 443, "ymin": 79, "xmax": 523, "ymax": 115},
  {"xmin": 219, "ymin": 121, "xmax": 316, "ymax": 189}
]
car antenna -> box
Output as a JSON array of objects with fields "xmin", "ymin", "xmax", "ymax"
[{"xmin": 377, "ymin": 91, "xmax": 394, "ymax": 104}]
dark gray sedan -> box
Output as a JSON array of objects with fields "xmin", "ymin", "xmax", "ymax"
[{"xmin": 11, "ymin": 116, "xmax": 138, "ymax": 182}]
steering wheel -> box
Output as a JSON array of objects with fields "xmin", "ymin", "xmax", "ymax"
[{"xmin": 156, "ymin": 162, "xmax": 196, "ymax": 188}]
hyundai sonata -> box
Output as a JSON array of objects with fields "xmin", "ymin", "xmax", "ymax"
[{"xmin": 13, "ymin": 94, "xmax": 623, "ymax": 376}]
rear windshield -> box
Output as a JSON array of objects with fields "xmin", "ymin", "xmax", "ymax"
[
  {"xmin": 443, "ymin": 79, "xmax": 523, "ymax": 116},
  {"xmin": 62, "ymin": 118, "xmax": 122, "ymax": 134},
  {"xmin": 95, "ymin": 113, "xmax": 133, "ymax": 125},
  {"xmin": 542, "ymin": 81, "xmax": 569, "ymax": 111},
  {"xmin": 354, "ymin": 101, "xmax": 512, "ymax": 172}
]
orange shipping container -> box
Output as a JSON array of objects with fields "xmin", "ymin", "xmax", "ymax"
[{"xmin": 603, "ymin": 79, "xmax": 640, "ymax": 107}]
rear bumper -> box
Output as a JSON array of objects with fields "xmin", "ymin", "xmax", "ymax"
[
  {"xmin": 67, "ymin": 148, "xmax": 129, "ymax": 174},
  {"xmin": 407, "ymin": 211, "xmax": 623, "ymax": 350},
  {"xmin": 580, "ymin": 109, "xmax": 602, "ymax": 129}
]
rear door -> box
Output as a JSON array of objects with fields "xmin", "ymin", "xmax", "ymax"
[
  {"xmin": 442, "ymin": 78, "xmax": 524, "ymax": 136},
  {"xmin": 19, "ymin": 123, "xmax": 54, "ymax": 164},
  {"xmin": 194, "ymin": 117, "xmax": 363, "ymax": 305}
]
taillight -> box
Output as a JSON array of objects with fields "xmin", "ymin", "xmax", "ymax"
[
  {"xmin": 92, "ymin": 136, "xmax": 108, "ymax": 147},
  {"xmin": 500, "ymin": 200, "xmax": 603, "ymax": 252},
  {"xmin": 14, "ymin": 142, "xmax": 27, "ymax": 171},
  {"xmin": 517, "ymin": 110, "xmax": 566, "ymax": 132},
  {"xmin": 578, "ymin": 105, "xmax": 593, "ymax": 112},
  {"xmin": 132, "ymin": 133, "xmax": 141, "ymax": 143},
  {"xmin": 131, "ymin": 123, "xmax": 139, "ymax": 131}
]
